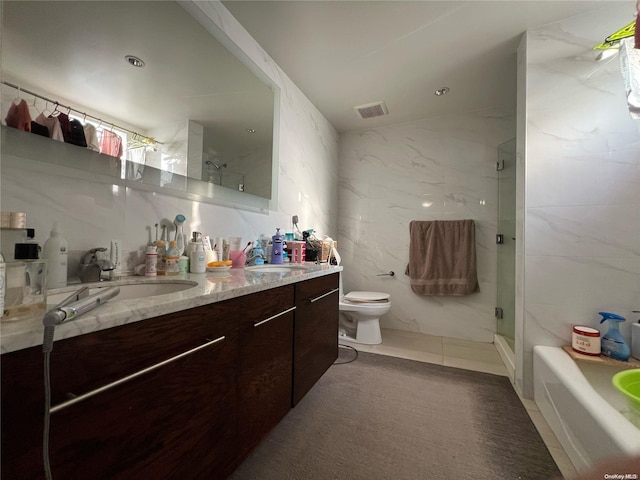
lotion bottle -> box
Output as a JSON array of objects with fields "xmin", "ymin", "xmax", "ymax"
[
  {"xmin": 42, "ymin": 221, "xmax": 68, "ymax": 288},
  {"xmin": 190, "ymin": 243, "xmax": 206, "ymax": 273},
  {"xmin": 270, "ymin": 228, "xmax": 284, "ymax": 264}
]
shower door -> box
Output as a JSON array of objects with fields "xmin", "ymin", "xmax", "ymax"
[{"xmin": 496, "ymin": 139, "xmax": 516, "ymax": 351}]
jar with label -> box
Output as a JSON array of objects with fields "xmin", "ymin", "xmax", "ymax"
[
  {"xmin": 166, "ymin": 241, "xmax": 180, "ymax": 275},
  {"xmin": 145, "ymin": 245, "xmax": 158, "ymax": 277}
]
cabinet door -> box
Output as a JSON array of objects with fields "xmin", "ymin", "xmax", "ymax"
[
  {"xmin": 237, "ymin": 286, "xmax": 294, "ymax": 460},
  {"xmin": 1, "ymin": 300, "xmax": 239, "ymax": 480},
  {"xmin": 47, "ymin": 332, "xmax": 238, "ymax": 480},
  {"xmin": 293, "ymin": 273, "xmax": 339, "ymax": 406}
]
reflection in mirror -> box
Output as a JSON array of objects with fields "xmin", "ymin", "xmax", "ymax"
[{"xmin": 1, "ymin": 0, "xmax": 275, "ymax": 206}]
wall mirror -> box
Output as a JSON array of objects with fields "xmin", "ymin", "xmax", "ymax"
[{"xmin": 1, "ymin": 0, "xmax": 277, "ymax": 211}]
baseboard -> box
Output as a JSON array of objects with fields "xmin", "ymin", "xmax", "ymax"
[{"xmin": 494, "ymin": 334, "xmax": 515, "ymax": 383}]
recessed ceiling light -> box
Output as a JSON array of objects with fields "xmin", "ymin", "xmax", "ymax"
[
  {"xmin": 125, "ymin": 55, "xmax": 145, "ymax": 68},
  {"xmin": 434, "ymin": 87, "xmax": 450, "ymax": 96},
  {"xmin": 246, "ymin": 128, "xmax": 256, "ymax": 134}
]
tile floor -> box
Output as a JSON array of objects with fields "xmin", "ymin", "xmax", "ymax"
[{"xmin": 339, "ymin": 328, "xmax": 578, "ymax": 479}]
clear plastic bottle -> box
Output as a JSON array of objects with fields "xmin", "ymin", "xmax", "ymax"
[
  {"xmin": 145, "ymin": 245, "xmax": 158, "ymax": 277},
  {"xmin": 42, "ymin": 221, "xmax": 68, "ymax": 288},
  {"xmin": 165, "ymin": 240, "xmax": 180, "ymax": 276},
  {"xmin": 156, "ymin": 240, "xmax": 167, "ymax": 276}
]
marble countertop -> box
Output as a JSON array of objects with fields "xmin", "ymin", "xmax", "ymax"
[{"xmin": 1, "ymin": 263, "xmax": 342, "ymax": 354}]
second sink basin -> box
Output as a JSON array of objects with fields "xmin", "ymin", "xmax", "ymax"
[
  {"xmin": 245, "ymin": 264, "xmax": 311, "ymax": 273},
  {"xmin": 47, "ymin": 280, "xmax": 199, "ymax": 306}
]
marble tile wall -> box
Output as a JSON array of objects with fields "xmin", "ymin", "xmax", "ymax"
[
  {"xmin": 338, "ymin": 112, "xmax": 514, "ymax": 342},
  {"xmin": 518, "ymin": 5, "xmax": 640, "ymax": 397},
  {"xmin": 0, "ymin": 1, "xmax": 339, "ymax": 273}
]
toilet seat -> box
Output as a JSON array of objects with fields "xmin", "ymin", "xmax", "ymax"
[{"xmin": 343, "ymin": 291, "xmax": 390, "ymax": 303}]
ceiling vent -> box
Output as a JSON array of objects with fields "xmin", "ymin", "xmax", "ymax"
[{"xmin": 354, "ymin": 101, "xmax": 388, "ymax": 119}]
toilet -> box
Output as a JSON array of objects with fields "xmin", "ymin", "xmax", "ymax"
[{"xmin": 339, "ymin": 276, "xmax": 391, "ymax": 345}]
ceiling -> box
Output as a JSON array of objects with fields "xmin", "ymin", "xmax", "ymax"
[{"xmin": 222, "ymin": 1, "xmax": 632, "ymax": 133}]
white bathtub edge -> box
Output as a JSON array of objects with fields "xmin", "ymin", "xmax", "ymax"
[{"xmin": 533, "ymin": 345, "xmax": 640, "ymax": 471}]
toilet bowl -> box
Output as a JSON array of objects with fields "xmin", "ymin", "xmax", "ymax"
[{"xmin": 339, "ymin": 290, "xmax": 391, "ymax": 345}]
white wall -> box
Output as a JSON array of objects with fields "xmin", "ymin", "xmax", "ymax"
[
  {"xmin": 339, "ymin": 111, "xmax": 514, "ymax": 342},
  {"xmin": 0, "ymin": 1, "xmax": 339, "ymax": 272},
  {"xmin": 517, "ymin": 6, "xmax": 640, "ymax": 397}
]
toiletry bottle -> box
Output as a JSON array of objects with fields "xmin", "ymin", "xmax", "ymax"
[
  {"xmin": 190, "ymin": 243, "xmax": 206, "ymax": 273},
  {"xmin": 145, "ymin": 245, "xmax": 158, "ymax": 277},
  {"xmin": 165, "ymin": 240, "xmax": 180, "ymax": 275},
  {"xmin": 632, "ymin": 311, "xmax": 640, "ymax": 361},
  {"xmin": 0, "ymin": 252, "xmax": 5, "ymax": 318},
  {"xmin": 156, "ymin": 240, "xmax": 167, "ymax": 275},
  {"xmin": 599, "ymin": 312, "xmax": 631, "ymax": 361},
  {"xmin": 42, "ymin": 221, "xmax": 68, "ymax": 288},
  {"xmin": 270, "ymin": 228, "xmax": 284, "ymax": 264}
]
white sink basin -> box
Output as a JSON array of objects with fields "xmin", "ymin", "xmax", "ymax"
[
  {"xmin": 47, "ymin": 281, "xmax": 198, "ymax": 306},
  {"xmin": 245, "ymin": 264, "xmax": 311, "ymax": 273}
]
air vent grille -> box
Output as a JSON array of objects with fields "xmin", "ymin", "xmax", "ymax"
[{"xmin": 354, "ymin": 101, "xmax": 388, "ymax": 119}]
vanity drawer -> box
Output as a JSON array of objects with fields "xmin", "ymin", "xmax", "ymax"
[{"xmin": 238, "ymin": 284, "xmax": 294, "ymax": 327}]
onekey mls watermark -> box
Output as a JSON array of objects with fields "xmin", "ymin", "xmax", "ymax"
[{"xmin": 603, "ymin": 474, "xmax": 638, "ymax": 479}]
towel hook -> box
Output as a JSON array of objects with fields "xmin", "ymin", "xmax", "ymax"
[{"xmin": 376, "ymin": 271, "xmax": 395, "ymax": 277}]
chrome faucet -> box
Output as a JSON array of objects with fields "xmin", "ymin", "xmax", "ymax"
[
  {"xmin": 246, "ymin": 253, "xmax": 266, "ymax": 266},
  {"xmin": 78, "ymin": 247, "xmax": 115, "ymax": 283}
]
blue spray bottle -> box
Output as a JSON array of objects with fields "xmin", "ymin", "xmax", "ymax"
[{"xmin": 599, "ymin": 312, "xmax": 631, "ymax": 361}]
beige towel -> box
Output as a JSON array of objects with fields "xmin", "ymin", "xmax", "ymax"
[{"xmin": 405, "ymin": 220, "xmax": 479, "ymax": 296}]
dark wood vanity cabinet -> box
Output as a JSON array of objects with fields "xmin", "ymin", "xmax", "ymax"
[
  {"xmin": 237, "ymin": 285, "xmax": 295, "ymax": 460},
  {"xmin": 1, "ymin": 273, "xmax": 339, "ymax": 479},
  {"xmin": 1, "ymin": 300, "xmax": 240, "ymax": 480},
  {"xmin": 293, "ymin": 273, "xmax": 340, "ymax": 406}
]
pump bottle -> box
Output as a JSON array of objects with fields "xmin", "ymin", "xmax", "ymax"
[
  {"xmin": 599, "ymin": 311, "xmax": 631, "ymax": 361},
  {"xmin": 270, "ymin": 228, "xmax": 285, "ymax": 264},
  {"xmin": 42, "ymin": 221, "xmax": 68, "ymax": 288}
]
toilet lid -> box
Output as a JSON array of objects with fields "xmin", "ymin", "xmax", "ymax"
[{"xmin": 344, "ymin": 291, "xmax": 390, "ymax": 303}]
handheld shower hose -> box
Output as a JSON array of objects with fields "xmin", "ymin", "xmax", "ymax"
[{"xmin": 42, "ymin": 286, "xmax": 120, "ymax": 479}]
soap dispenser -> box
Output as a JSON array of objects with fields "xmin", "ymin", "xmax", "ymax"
[
  {"xmin": 270, "ymin": 228, "xmax": 285, "ymax": 264},
  {"xmin": 599, "ymin": 312, "xmax": 631, "ymax": 361}
]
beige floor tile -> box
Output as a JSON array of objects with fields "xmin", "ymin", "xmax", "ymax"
[
  {"xmin": 379, "ymin": 328, "xmax": 443, "ymax": 355},
  {"xmin": 443, "ymin": 337, "xmax": 504, "ymax": 365},
  {"xmin": 369, "ymin": 343, "xmax": 444, "ymax": 365},
  {"xmin": 442, "ymin": 356, "xmax": 509, "ymax": 376}
]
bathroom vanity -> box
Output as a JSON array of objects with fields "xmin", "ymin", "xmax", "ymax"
[{"xmin": 1, "ymin": 266, "xmax": 340, "ymax": 479}]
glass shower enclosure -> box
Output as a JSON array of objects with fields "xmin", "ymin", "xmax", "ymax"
[{"xmin": 496, "ymin": 138, "xmax": 516, "ymax": 352}]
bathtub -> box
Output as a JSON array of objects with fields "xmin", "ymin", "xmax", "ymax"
[{"xmin": 533, "ymin": 346, "xmax": 640, "ymax": 471}]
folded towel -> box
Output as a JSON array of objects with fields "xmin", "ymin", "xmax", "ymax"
[{"xmin": 405, "ymin": 219, "xmax": 479, "ymax": 296}]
